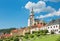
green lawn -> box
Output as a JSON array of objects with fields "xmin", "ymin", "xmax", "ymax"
[{"xmin": 23, "ymin": 34, "xmax": 60, "ymax": 41}]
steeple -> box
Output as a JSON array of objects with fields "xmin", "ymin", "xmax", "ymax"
[
  {"xmin": 28, "ymin": 8, "xmax": 35, "ymax": 26},
  {"xmin": 30, "ymin": 8, "xmax": 34, "ymax": 16}
]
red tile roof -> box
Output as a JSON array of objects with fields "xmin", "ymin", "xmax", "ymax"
[
  {"xmin": 11, "ymin": 29, "xmax": 18, "ymax": 33},
  {"xmin": 4, "ymin": 34, "xmax": 11, "ymax": 37}
]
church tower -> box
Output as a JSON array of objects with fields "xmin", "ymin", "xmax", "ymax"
[{"xmin": 28, "ymin": 8, "xmax": 34, "ymax": 26}]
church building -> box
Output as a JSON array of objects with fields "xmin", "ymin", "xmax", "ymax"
[{"xmin": 28, "ymin": 8, "xmax": 45, "ymax": 26}]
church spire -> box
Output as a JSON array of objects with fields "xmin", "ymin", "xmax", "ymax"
[
  {"xmin": 31, "ymin": 8, "xmax": 33, "ymax": 13},
  {"xmin": 30, "ymin": 8, "xmax": 34, "ymax": 16},
  {"xmin": 28, "ymin": 8, "xmax": 35, "ymax": 26}
]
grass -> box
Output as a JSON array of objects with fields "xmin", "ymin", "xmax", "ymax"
[{"xmin": 23, "ymin": 34, "xmax": 60, "ymax": 41}]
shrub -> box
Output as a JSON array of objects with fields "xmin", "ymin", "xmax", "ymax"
[
  {"xmin": 10, "ymin": 37, "xmax": 13, "ymax": 40},
  {"xmin": 44, "ymin": 30, "xmax": 48, "ymax": 33},
  {"xmin": 25, "ymin": 32, "xmax": 30, "ymax": 35},
  {"xmin": 37, "ymin": 31, "xmax": 40, "ymax": 34},
  {"xmin": 24, "ymin": 35, "xmax": 29, "ymax": 39},
  {"xmin": 30, "ymin": 34, "xmax": 34, "ymax": 38},
  {"xmin": 20, "ymin": 35, "xmax": 24, "ymax": 37},
  {"xmin": 5, "ymin": 39, "xmax": 10, "ymax": 41},
  {"xmin": 0, "ymin": 39, "xmax": 3, "ymax": 41},
  {"xmin": 14, "ymin": 38, "xmax": 19, "ymax": 41},
  {"xmin": 36, "ymin": 34, "xmax": 40, "ymax": 37},
  {"xmin": 51, "ymin": 31, "xmax": 54, "ymax": 34},
  {"xmin": 32, "ymin": 31, "xmax": 37, "ymax": 34}
]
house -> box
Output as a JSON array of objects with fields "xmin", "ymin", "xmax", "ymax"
[
  {"xmin": 10, "ymin": 29, "xmax": 25, "ymax": 36},
  {"xmin": 3, "ymin": 34, "xmax": 12, "ymax": 38},
  {"xmin": 46, "ymin": 19, "xmax": 60, "ymax": 34}
]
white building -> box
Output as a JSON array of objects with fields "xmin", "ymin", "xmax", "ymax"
[{"xmin": 46, "ymin": 19, "xmax": 60, "ymax": 34}]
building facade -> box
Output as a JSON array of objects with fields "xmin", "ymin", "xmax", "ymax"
[{"xmin": 46, "ymin": 19, "xmax": 60, "ymax": 34}]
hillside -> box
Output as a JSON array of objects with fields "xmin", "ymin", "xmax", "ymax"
[{"xmin": 23, "ymin": 34, "xmax": 60, "ymax": 41}]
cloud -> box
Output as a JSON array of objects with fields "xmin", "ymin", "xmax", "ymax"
[
  {"xmin": 43, "ymin": 0, "xmax": 60, "ymax": 2},
  {"xmin": 25, "ymin": 1, "xmax": 55, "ymax": 13},
  {"xmin": 25, "ymin": 1, "xmax": 60, "ymax": 19},
  {"xmin": 36, "ymin": 9, "xmax": 60, "ymax": 18}
]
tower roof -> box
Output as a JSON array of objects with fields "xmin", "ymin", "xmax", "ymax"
[{"xmin": 30, "ymin": 8, "xmax": 34, "ymax": 15}]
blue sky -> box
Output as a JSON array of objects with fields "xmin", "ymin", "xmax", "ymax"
[{"xmin": 0, "ymin": 0, "xmax": 60, "ymax": 29}]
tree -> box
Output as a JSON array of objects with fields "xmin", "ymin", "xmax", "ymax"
[{"xmin": 0, "ymin": 28, "xmax": 16, "ymax": 33}]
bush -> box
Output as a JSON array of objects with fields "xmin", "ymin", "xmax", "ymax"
[
  {"xmin": 25, "ymin": 32, "xmax": 30, "ymax": 35},
  {"xmin": 40, "ymin": 30, "xmax": 48, "ymax": 35},
  {"xmin": 36, "ymin": 34, "xmax": 40, "ymax": 37},
  {"xmin": 5, "ymin": 39, "xmax": 10, "ymax": 41},
  {"xmin": 14, "ymin": 38, "xmax": 19, "ymax": 41},
  {"xmin": 44, "ymin": 30, "xmax": 48, "ymax": 33},
  {"xmin": 37, "ymin": 31, "xmax": 40, "ymax": 34},
  {"xmin": 24, "ymin": 35, "xmax": 29, "ymax": 39},
  {"xmin": 51, "ymin": 31, "xmax": 54, "ymax": 34},
  {"xmin": 10, "ymin": 37, "xmax": 13, "ymax": 40},
  {"xmin": 30, "ymin": 34, "xmax": 34, "ymax": 38},
  {"xmin": 0, "ymin": 39, "xmax": 3, "ymax": 41},
  {"xmin": 32, "ymin": 31, "xmax": 37, "ymax": 34},
  {"xmin": 20, "ymin": 35, "xmax": 24, "ymax": 37}
]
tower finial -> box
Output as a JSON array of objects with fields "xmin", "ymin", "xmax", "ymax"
[
  {"xmin": 31, "ymin": 7, "xmax": 34, "ymax": 14},
  {"xmin": 32, "ymin": 7, "xmax": 33, "ymax": 11}
]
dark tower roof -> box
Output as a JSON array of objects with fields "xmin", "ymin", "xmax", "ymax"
[{"xmin": 30, "ymin": 8, "xmax": 34, "ymax": 16}]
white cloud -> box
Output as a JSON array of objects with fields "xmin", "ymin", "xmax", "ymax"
[
  {"xmin": 25, "ymin": 1, "xmax": 60, "ymax": 19},
  {"xmin": 43, "ymin": 0, "xmax": 60, "ymax": 2},
  {"xmin": 25, "ymin": 1, "xmax": 55, "ymax": 13},
  {"xmin": 36, "ymin": 9, "xmax": 60, "ymax": 18}
]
